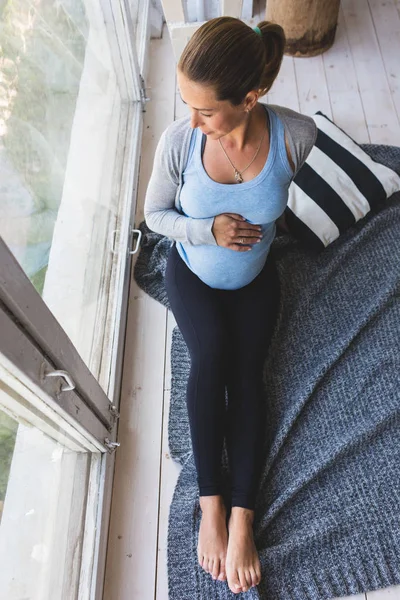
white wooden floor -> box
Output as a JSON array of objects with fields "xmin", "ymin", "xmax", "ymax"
[{"xmin": 103, "ymin": 1, "xmax": 400, "ymax": 598}]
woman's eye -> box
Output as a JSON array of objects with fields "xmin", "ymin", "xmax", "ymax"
[{"xmin": 201, "ymin": 114, "xmax": 212, "ymax": 118}]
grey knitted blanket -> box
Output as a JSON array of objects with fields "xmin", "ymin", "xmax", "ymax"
[{"xmin": 133, "ymin": 144, "xmax": 400, "ymax": 600}]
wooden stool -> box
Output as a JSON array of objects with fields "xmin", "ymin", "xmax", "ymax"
[{"xmin": 266, "ymin": 0, "xmax": 341, "ymax": 57}]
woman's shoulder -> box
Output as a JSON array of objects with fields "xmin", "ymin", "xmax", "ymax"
[
  {"xmin": 267, "ymin": 103, "xmax": 318, "ymax": 176},
  {"xmin": 159, "ymin": 115, "xmax": 193, "ymax": 171},
  {"xmin": 267, "ymin": 104, "xmax": 316, "ymax": 136},
  {"xmin": 163, "ymin": 114, "xmax": 192, "ymax": 144}
]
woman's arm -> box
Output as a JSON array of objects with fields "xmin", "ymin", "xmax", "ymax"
[
  {"xmin": 144, "ymin": 128, "xmax": 218, "ymax": 246},
  {"xmin": 275, "ymin": 133, "xmax": 301, "ymax": 234},
  {"xmin": 269, "ymin": 105, "xmax": 317, "ymax": 178},
  {"xmin": 284, "ymin": 133, "xmax": 296, "ymax": 174}
]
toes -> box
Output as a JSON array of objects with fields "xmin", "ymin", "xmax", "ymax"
[
  {"xmin": 211, "ymin": 559, "xmax": 220, "ymax": 580},
  {"xmin": 249, "ymin": 567, "xmax": 258, "ymax": 587},
  {"xmin": 203, "ymin": 557, "xmax": 228, "ymax": 582},
  {"xmin": 228, "ymin": 570, "xmax": 243, "ymax": 594},
  {"xmin": 198, "ymin": 554, "xmax": 204, "ymax": 569},
  {"xmin": 218, "ymin": 558, "xmax": 227, "ymax": 581},
  {"xmin": 214, "ymin": 558, "xmax": 224, "ymax": 579},
  {"xmin": 244, "ymin": 569, "xmax": 253, "ymax": 590},
  {"xmin": 255, "ymin": 565, "xmax": 262, "ymax": 585},
  {"xmin": 238, "ymin": 568, "xmax": 250, "ymax": 592},
  {"xmin": 207, "ymin": 558, "xmax": 213, "ymax": 576}
]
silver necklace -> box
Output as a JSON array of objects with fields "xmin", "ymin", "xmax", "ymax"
[{"xmin": 218, "ymin": 111, "xmax": 269, "ymax": 183}]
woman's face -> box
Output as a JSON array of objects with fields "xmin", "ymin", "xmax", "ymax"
[{"xmin": 177, "ymin": 69, "xmax": 250, "ymax": 139}]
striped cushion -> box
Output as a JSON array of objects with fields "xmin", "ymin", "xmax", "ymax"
[{"xmin": 285, "ymin": 111, "xmax": 400, "ymax": 252}]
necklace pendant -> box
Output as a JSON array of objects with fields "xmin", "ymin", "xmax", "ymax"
[{"xmin": 235, "ymin": 170, "xmax": 243, "ymax": 183}]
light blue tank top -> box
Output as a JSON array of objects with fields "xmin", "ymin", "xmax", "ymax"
[{"xmin": 176, "ymin": 104, "xmax": 293, "ymax": 290}]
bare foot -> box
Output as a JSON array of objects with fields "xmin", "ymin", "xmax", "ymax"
[
  {"xmin": 198, "ymin": 495, "xmax": 228, "ymax": 582},
  {"xmin": 225, "ymin": 507, "xmax": 262, "ymax": 594}
]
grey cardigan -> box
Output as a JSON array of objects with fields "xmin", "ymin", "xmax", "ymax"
[{"xmin": 144, "ymin": 104, "xmax": 318, "ymax": 246}]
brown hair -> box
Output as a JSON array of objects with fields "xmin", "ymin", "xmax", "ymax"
[{"xmin": 177, "ymin": 17, "xmax": 286, "ymax": 107}]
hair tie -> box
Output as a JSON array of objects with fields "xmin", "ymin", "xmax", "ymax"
[{"xmin": 253, "ymin": 26, "xmax": 262, "ymax": 37}]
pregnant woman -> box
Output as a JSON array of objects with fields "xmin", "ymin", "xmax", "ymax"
[{"xmin": 144, "ymin": 16, "xmax": 317, "ymax": 595}]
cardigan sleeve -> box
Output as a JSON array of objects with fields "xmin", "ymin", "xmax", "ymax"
[
  {"xmin": 270, "ymin": 105, "xmax": 318, "ymax": 178},
  {"xmin": 292, "ymin": 116, "xmax": 318, "ymax": 176},
  {"xmin": 144, "ymin": 128, "xmax": 218, "ymax": 246}
]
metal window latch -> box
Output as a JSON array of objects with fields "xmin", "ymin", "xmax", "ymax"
[
  {"xmin": 130, "ymin": 228, "xmax": 142, "ymax": 255},
  {"xmin": 109, "ymin": 228, "xmax": 119, "ymax": 255},
  {"xmin": 104, "ymin": 437, "xmax": 120, "ymax": 454},
  {"xmin": 109, "ymin": 403, "xmax": 120, "ymax": 421},
  {"xmin": 44, "ymin": 369, "xmax": 76, "ymax": 391},
  {"xmin": 109, "ymin": 227, "xmax": 142, "ymax": 256},
  {"xmin": 140, "ymin": 75, "xmax": 151, "ymax": 111}
]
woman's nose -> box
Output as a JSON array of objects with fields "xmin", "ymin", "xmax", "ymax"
[{"xmin": 190, "ymin": 112, "xmax": 202, "ymax": 129}]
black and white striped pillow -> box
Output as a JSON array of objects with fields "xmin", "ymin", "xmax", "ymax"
[{"xmin": 285, "ymin": 111, "xmax": 400, "ymax": 252}]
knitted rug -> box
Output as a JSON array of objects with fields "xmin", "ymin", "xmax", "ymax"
[{"xmin": 133, "ymin": 144, "xmax": 400, "ymax": 600}]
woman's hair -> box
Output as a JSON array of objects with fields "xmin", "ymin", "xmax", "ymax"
[{"xmin": 177, "ymin": 17, "xmax": 286, "ymax": 106}]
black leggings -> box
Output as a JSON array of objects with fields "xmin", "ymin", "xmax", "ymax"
[{"xmin": 164, "ymin": 243, "xmax": 280, "ymax": 510}]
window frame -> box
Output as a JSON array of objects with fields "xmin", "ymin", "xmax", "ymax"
[{"xmin": 0, "ymin": 0, "xmax": 151, "ymax": 594}]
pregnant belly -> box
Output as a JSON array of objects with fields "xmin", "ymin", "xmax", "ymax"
[{"xmin": 177, "ymin": 241, "xmax": 270, "ymax": 290}]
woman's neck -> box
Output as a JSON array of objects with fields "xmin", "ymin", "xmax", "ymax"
[{"xmin": 218, "ymin": 103, "xmax": 267, "ymax": 151}]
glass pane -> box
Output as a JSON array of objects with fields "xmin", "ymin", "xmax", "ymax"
[
  {"xmin": 0, "ymin": 400, "xmax": 91, "ymax": 599},
  {"xmin": 129, "ymin": 0, "xmax": 147, "ymax": 69},
  {"xmin": 0, "ymin": 0, "xmax": 126, "ymax": 387},
  {"xmin": 0, "ymin": 409, "xmax": 18, "ymax": 524}
]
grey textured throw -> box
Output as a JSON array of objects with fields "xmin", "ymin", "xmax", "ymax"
[{"xmin": 133, "ymin": 144, "xmax": 400, "ymax": 600}]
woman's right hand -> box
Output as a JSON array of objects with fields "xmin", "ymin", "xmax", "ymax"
[{"xmin": 212, "ymin": 213, "xmax": 263, "ymax": 251}]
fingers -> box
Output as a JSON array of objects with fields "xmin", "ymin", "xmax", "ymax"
[
  {"xmin": 231, "ymin": 234, "xmax": 262, "ymax": 251},
  {"xmin": 230, "ymin": 231, "xmax": 263, "ymax": 251},
  {"xmin": 231, "ymin": 244, "xmax": 253, "ymax": 252},
  {"xmin": 225, "ymin": 214, "xmax": 262, "ymax": 232},
  {"xmin": 237, "ymin": 236, "xmax": 261, "ymax": 246},
  {"xmin": 224, "ymin": 213, "xmax": 247, "ymax": 221},
  {"xmin": 241, "ymin": 227, "xmax": 263, "ymax": 238},
  {"xmin": 237, "ymin": 220, "xmax": 262, "ymax": 230},
  {"xmin": 236, "ymin": 228, "xmax": 263, "ymax": 247},
  {"xmin": 218, "ymin": 214, "xmax": 263, "ymax": 251}
]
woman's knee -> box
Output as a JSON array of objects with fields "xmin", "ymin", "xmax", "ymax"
[
  {"xmin": 190, "ymin": 343, "xmax": 228, "ymax": 373},
  {"xmin": 225, "ymin": 355, "xmax": 266, "ymax": 388}
]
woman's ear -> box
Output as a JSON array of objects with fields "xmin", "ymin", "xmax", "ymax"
[{"xmin": 244, "ymin": 90, "xmax": 260, "ymax": 112}]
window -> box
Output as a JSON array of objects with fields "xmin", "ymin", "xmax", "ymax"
[{"xmin": 0, "ymin": 0, "xmax": 149, "ymax": 595}]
